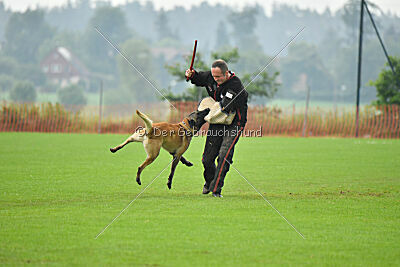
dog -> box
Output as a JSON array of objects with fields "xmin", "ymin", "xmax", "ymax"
[{"xmin": 110, "ymin": 108, "xmax": 210, "ymax": 189}]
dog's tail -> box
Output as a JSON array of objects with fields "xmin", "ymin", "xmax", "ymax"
[{"xmin": 136, "ymin": 110, "xmax": 153, "ymax": 133}]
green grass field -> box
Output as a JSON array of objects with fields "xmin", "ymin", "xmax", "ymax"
[{"xmin": 1, "ymin": 133, "xmax": 399, "ymax": 265}]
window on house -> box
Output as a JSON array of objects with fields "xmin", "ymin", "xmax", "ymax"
[{"xmin": 51, "ymin": 64, "xmax": 62, "ymax": 73}]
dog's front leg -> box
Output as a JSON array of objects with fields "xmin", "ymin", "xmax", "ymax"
[
  {"xmin": 136, "ymin": 139, "xmax": 162, "ymax": 185},
  {"xmin": 167, "ymin": 156, "xmax": 181, "ymax": 189}
]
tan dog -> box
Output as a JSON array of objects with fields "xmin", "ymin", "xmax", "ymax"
[{"xmin": 110, "ymin": 109, "xmax": 210, "ymax": 189}]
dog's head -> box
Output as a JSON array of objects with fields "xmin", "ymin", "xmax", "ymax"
[{"xmin": 187, "ymin": 108, "xmax": 210, "ymax": 131}]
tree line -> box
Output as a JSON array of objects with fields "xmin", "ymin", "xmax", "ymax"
[{"xmin": 0, "ymin": 0, "xmax": 399, "ymax": 106}]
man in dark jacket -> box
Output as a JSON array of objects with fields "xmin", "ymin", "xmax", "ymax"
[{"xmin": 185, "ymin": 59, "xmax": 248, "ymax": 197}]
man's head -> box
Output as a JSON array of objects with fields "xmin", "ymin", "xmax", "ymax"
[{"xmin": 211, "ymin": 59, "xmax": 229, "ymax": 85}]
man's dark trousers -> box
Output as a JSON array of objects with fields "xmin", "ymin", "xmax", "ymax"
[{"xmin": 202, "ymin": 124, "xmax": 243, "ymax": 194}]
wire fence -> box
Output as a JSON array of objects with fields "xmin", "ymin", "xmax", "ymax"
[{"xmin": 1, "ymin": 101, "xmax": 399, "ymax": 138}]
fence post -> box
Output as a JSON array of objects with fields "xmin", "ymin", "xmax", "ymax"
[
  {"xmin": 98, "ymin": 79, "xmax": 103, "ymax": 134},
  {"xmin": 302, "ymin": 84, "xmax": 311, "ymax": 137},
  {"xmin": 292, "ymin": 103, "xmax": 295, "ymax": 132}
]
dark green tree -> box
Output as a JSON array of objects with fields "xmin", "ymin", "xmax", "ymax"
[
  {"xmin": 280, "ymin": 42, "xmax": 334, "ymax": 100},
  {"xmin": 46, "ymin": 0, "xmax": 92, "ymax": 32},
  {"xmin": 57, "ymin": 84, "xmax": 87, "ymax": 106},
  {"xmin": 16, "ymin": 64, "xmax": 46, "ymax": 87},
  {"xmin": 84, "ymin": 6, "xmax": 132, "ymax": 74},
  {"xmin": 241, "ymin": 72, "xmax": 280, "ymax": 102},
  {"xmin": 369, "ymin": 56, "xmax": 400, "ymax": 105},
  {"xmin": 0, "ymin": 2, "xmax": 10, "ymax": 41},
  {"xmin": 340, "ymin": 0, "xmax": 380, "ymax": 42},
  {"xmin": 211, "ymin": 48, "xmax": 239, "ymax": 64},
  {"xmin": 227, "ymin": 7, "xmax": 262, "ymax": 52},
  {"xmin": 4, "ymin": 9, "xmax": 54, "ymax": 63},
  {"xmin": 116, "ymin": 38, "xmax": 157, "ymax": 103},
  {"xmin": 214, "ymin": 21, "xmax": 230, "ymax": 49},
  {"xmin": 0, "ymin": 74, "xmax": 15, "ymax": 92},
  {"xmin": 164, "ymin": 48, "xmax": 279, "ymax": 103},
  {"xmin": 9, "ymin": 81, "xmax": 36, "ymax": 103},
  {"xmin": 0, "ymin": 55, "xmax": 46, "ymax": 87},
  {"xmin": 0, "ymin": 56, "xmax": 18, "ymax": 77},
  {"xmin": 154, "ymin": 9, "xmax": 177, "ymax": 41}
]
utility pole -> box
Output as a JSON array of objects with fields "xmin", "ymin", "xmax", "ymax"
[{"xmin": 355, "ymin": 0, "xmax": 365, "ymax": 138}]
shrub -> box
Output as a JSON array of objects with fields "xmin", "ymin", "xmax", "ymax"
[
  {"xmin": 9, "ymin": 81, "xmax": 36, "ymax": 103},
  {"xmin": 57, "ymin": 84, "xmax": 87, "ymax": 107},
  {"xmin": 0, "ymin": 74, "xmax": 15, "ymax": 92},
  {"xmin": 370, "ymin": 56, "xmax": 400, "ymax": 106}
]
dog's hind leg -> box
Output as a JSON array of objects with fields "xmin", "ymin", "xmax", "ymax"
[
  {"xmin": 180, "ymin": 156, "xmax": 193, "ymax": 167},
  {"xmin": 169, "ymin": 152, "xmax": 193, "ymax": 167},
  {"xmin": 166, "ymin": 142, "xmax": 190, "ymax": 189},
  {"xmin": 110, "ymin": 130, "xmax": 146, "ymax": 153},
  {"xmin": 136, "ymin": 139, "xmax": 162, "ymax": 185},
  {"xmin": 110, "ymin": 138, "xmax": 133, "ymax": 153},
  {"xmin": 136, "ymin": 157, "xmax": 156, "ymax": 185}
]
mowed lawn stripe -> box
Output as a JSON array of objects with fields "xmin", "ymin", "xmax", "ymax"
[{"xmin": 0, "ymin": 133, "xmax": 399, "ymax": 265}]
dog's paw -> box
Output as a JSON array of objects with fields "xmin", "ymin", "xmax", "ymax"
[
  {"xmin": 185, "ymin": 161, "xmax": 193, "ymax": 167},
  {"xmin": 110, "ymin": 148, "xmax": 117, "ymax": 153},
  {"xmin": 136, "ymin": 177, "xmax": 141, "ymax": 185},
  {"xmin": 167, "ymin": 181, "xmax": 172, "ymax": 190}
]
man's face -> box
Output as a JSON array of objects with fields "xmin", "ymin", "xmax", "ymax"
[{"xmin": 211, "ymin": 67, "xmax": 229, "ymax": 85}]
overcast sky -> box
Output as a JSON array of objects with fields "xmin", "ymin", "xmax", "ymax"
[{"xmin": 2, "ymin": 0, "xmax": 400, "ymax": 15}]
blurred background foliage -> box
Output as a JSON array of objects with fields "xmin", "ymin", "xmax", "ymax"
[{"xmin": 0, "ymin": 0, "xmax": 398, "ymax": 107}]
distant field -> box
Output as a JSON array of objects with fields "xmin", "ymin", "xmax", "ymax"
[
  {"xmin": 1, "ymin": 133, "xmax": 399, "ymax": 265},
  {"xmin": 0, "ymin": 92, "xmax": 101, "ymax": 105},
  {"xmin": 267, "ymin": 98, "xmax": 357, "ymax": 108},
  {"xmin": 37, "ymin": 92, "xmax": 101, "ymax": 105},
  {"xmin": 0, "ymin": 91, "xmax": 369, "ymax": 109}
]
